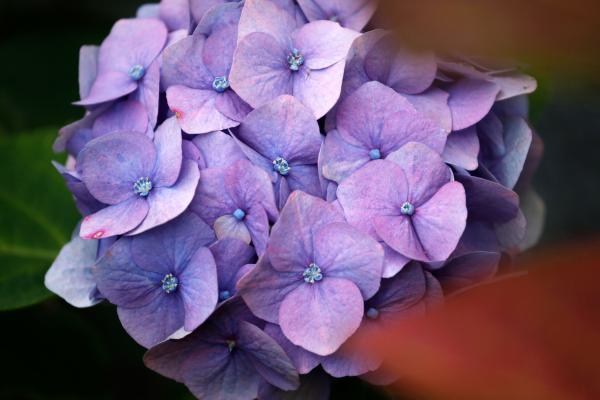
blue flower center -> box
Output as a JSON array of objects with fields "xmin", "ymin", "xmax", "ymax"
[
  {"xmin": 212, "ymin": 76, "xmax": 230, "ymax": 93},
  {"xmin": 133, "ymin": 177, "xmax": 153, "ymax": 197},
  {"xmin": 369, "ymin": 149, "xmax": 381, "ymax": 160},
  {"xmin": 366, "ymin": 307, "xmax": 380, "ymax": 320},
  {"xmin": 219, "ymin": 290, "xmax": 231, "ymax": 301},
  {"xmin": 128, "ymin": 64, "xmax": 146, "ymax": 81},
  {"xmin": 161, "ymin": 273, "xmax": 179, "ymax": 294},
  {"xmin": 287, "ymin": 48, "xmax": 305, "ymax": 71},
  {"xmin": 273, "ymin": 157, "xmax": 291, "ymax": 176},
  {"xmin": 400, "ymin": 201, "xmax": 415, "ymax": 216},
  {"xmin": 233, "ymin": 208, "xmax": 246, "ymax": 221},
  {"xmin": 303, "ymin": 263, "xmax": 323, "ymax": 284}
]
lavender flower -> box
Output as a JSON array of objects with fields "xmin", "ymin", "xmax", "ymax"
[
  {"xmin": 230, "ymin": 0, "xmax": 360, "ymax": 118},
  {"xmin": 93, "ymin": 212, "xmax": 218, "ymax": 348},
  {"xmin": 296, "ymin": 0, "xmax": 379, "ymax": 31}
]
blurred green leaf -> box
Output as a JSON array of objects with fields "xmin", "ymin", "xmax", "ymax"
[{"xmin": 0, "ymin": 129, "xmax": 79, "ymax": 310}]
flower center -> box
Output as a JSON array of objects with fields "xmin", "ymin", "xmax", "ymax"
[
  {"xmin": 128, "ymin": 64, "xmax": 146, "ymax": 81},
  {"xmin": 227, "ymin": 339, "xmax": 236, "ymax": 352},
  {"xmin": 272, "ymin": 157, "xmax": 291, "ymax": 176},
  {"xmin": 329, "ymin": 15, "xmax": 339, "ymax": 22},
  {"xmin": 303, "ymin": 263, "xmax": 323, "ymax": 284},
  {"xmin": 212, "ymin": 76, "xmax": 230, "ymax": 93},
  {"xmin": 133, "ymin": 177, "xmax": 153, "ymax": 197},
  {"xmin": 369, "ymin": 149, "xmax": 381, "ymax": 160},
  {"xmin": 233, "ymin": 208, "xmax": 246, "ymax": 221},
  {"xmin": 219, "ymin": 290, "xmax": 231, "ymax": 301},
  {"xmin": 366, "ymin": 307, "xmax": 380, "ymax": 320},
  {"xmin": 400, "ymin": 202, "xmax": 415, "ymax": 216},
  {"xmin": 161, "ymin": 273, "xmax": 179, "ymax": 294},
  {"xmin": 287, "ymin": 48, "xmax": 305, "ymax": 71}
]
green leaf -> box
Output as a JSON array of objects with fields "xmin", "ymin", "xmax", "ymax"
[{"xmin": 0, "ymin": 129, "xmax": 79, "ymax": 310}]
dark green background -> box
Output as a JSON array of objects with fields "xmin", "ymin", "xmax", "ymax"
[{"xmin": 0, "ymin": 0, "xmax": 598, "ymax": 399}]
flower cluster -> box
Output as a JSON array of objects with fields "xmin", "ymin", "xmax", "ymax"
[{"xmin": 45, "ymin": 0, "xmax": 544, "ymax": 398}]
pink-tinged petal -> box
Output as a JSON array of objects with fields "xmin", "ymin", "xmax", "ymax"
[
  {"xmin": 237, "ymin": 258, "xmax": 302, "ymax": 324},
  {"xmin": 373, "ymin": 216, "xmax": 427, "ymax": 262},
  {"xmin": 135, "ymin": 59, "xmax": 161, "ymax": 128},
  {"xmin": 167, "ymin": 85, "xmax": 238, "ymax": 134},
  {"xmin": 127, "ymin": 160, "xmax": 200, "ymax": 235},
  {"xmin": 386, "ymin": 142, "xmax": 452, "ymax": 207},
  {"xmin": 202, "ymin": 25, "xmax": 237, "ymax": 78},
  {"xmin": 336, "ymin": 81, "xmax": 415, "ymax": 148},
  {"xmin": 80, "ymin": 197, "xmax": 148, "ymax": 239},
  {"xmin": 161, "ymin": 35, "xmax": 213, "ymax": 89},
  {"xmin": 339, "ymin": 0, "xmax": 379, "ymax": 31},
  {"xmin": 238, "ymin": 95, "xmax": 322, "ymax": 164},
  {"xmin": 74, "ymin": 71, "xmax": 138, "ymax": 106},
  {"xmin": 443, "ymin": 126, "xmax": 480, "ymax": 170},
  {"xmin": 117, "ymin": 294, "xmax": 184, "ymax": 348},
  {"xmin": 78, "ymin": 132, "xmax": 157, "ymax": 205},
  {"xmin": 78, "ymin": 45, "xmax": 99, "ymax": 99},
  {"xmin": 336, "ymin": 160, "xmax": 409, "ymax": 237},
  {"xmin": 320, "ymin": 129, "xmax": 370, "ymax": 184},
  {"xmin": 237, "ymin": 0, "xmax": 300, "ymax": 44},
  {"xmin": 191, "ymin": 0, "xmax": 230, "ymax": 23},
  {"xmin": 405, "ymin": 87, "xmax": 452, "ymax": 134},
  {"xmin": 275, "ymin": 176, "xmax": 291, "ymax": 209},
  {"xmin": 214, "ymin": 215, "xmax": 252, "ymax": 244},
  {"xmin": 238, "ymin": 321, "xmax": 300, "ymax": 391},
  {"xmin": 297, "ymin": 0, "xmax": 378, "ymax": 31},
  {"xmin": 230, "ymin": 32, "xmax": 293, "ymax": 110},
  {"xmin": 159, "ymin": 0, "xmax": 191, "ymax": 31},
  {"xmin": 381, "ymin": 243, "xmax": 411, "ymax": 278},
  {"xmin": 292, "ymin": 21, "xmax": 360, "ymax": 70},
  {"xmin": 279, "ymin": 278, "xmax": 364, "ymax": 356},
  {"xmin": 195, "ymin": 2, "xmax": 243, "ymax": 35},
  {"xmin": 192, "ymin": 130, "xmax": 247, "ymax": 169},
  {"xmin": 379, "ymin": 110, "xmax": 447, "ymax": 156},
  {"xmin": 365, "ymin": 35, "xmax": 436, "ymax": 94},
  {"xmin": 92, "ymin": 99, "xmax": 148, "ymax": 137},
  {"xmin": 245, "ymin": 205, "xmax": 271, "ymax": 256},
  {"xmin": 179, "ymin": 247, "xmax": 219, "ymax": 331},
  {"xmin": 268, "ymin": 191, "xmax": 345, "ymax": 272},
  {"xmin": 214, "ymin": 90, "xmax": 252, "ymax": 122},
  {"xmin": 411, "ymin": 182, "xmax": 468, "ymax": 262},
  {"xmin": 151, "ymin": 117, "xmax": 183, "ymax": 187},
  {"xmin": 447, "ymin": 78, "xmax": 500, "ymax": 130},
  {"xmin": 292, "ymin": 61, "xmax": 345, "ymax": 119},
  {"xmin": 264, "ymin": 324, "xmax": 322, "ymax": 374},
  {"xmin": 314, "ymin": 222, "xmax": 383, "ymax": 299}
]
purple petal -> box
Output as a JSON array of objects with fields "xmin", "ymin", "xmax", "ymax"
[
  {"xmin": 367, "ymin": 262, "xmax": 427, "ymax": 313},
  {"xmin": 80, "ymin": 197, "xmax": 149, "ymax": 239},
  {"xmin": 238, "ymin": 95, "xmax": 322, "ymax": 165},
  {"xmin": 264, "ymin": 323, "xmax": 322, "ymax": 374},
  {"xmin": 151, "ymin": 117, "xmax": 183, "ymax": 187},
  {"xmin": 238, "ymin": 321, "xmax": 300, "ymax": 391},
  {"xmin": 117, "ymin": 293, "xmax": 184, "ymax": 348},
  {"xmin": 405, "ymin": 87, "xmax": 452, "ymax": 134},
  {"xmin": 134, "ymin": 59, "xmax": 161, "ymax": 128},
  {"xmin": 279, "ymin": 277, "xmax": 364, "ymax": 356},
  {"xmin": 191, "ymin": 130, "xmax": 247, "ymax": 169},
  {"xmin": 210, "ymin": 238, "xmax": 256, "ymax": 296},
  {"xmin": 74, "ymin": 71, "xmax": 138, "ymax": 106},
  {"xmin": 215, "ymin": 90, "xmax": 252, "ymax": 122},
  {"xmin": 230, "ymin": 32, "xmax": 292, "ymax": 110},
  {"xmin": 291, "ymin": 21, "xmax": 360, "ymax": 70},
  {"xmin": 292, "ymin": 60, "xmax": 345, "ymax": 119},
  {"xmin": 320, "ymin": 129, "xmax": 371, "ymax": 184},
  {"xmin": 336, "ymin": 81, "xmax": 415, "ymax": 148},
  {"xmin": 379, "ymin": 110, "xmax": 447, "ymax": 156},
  {"xmin": 159, "ymin": 0, "xmax": 191, "ymax": 31},
  {"xmin": 202, "ymin": 24, "xmax": 237, "ymax": 78},
  {"xmin": 284, "ymin": 165, "xmax": 323, "ymax": 199},
  {"xmin": 268, "ymin": 191, "xmax": 345, "ymax": 272},
  {"xmin": 244, "ymin": 205, "xmax": 271, "ymax": 256},
  {"xmin": 237, "ymin": 0, "xmax": 300, "ymax": 44},
  {"xmin": 92, "ymin": 99, "xmax": 148, "ymax": 137},
  {"xmin": 77, "ymin": 132, "xmax": 157, "ymax": 205},
  {"xmin": 127, "ymin": 159, "xmax": 200, "ymax": 235},
  {"xmin": 455, "ymin": 174, "xmax": 519, "ymax": 223},
  {"xmin": 214, "ymin": 215, "xmax": 252, "ymax": 243},
  {"xmin": 167, "ymin": 86, "xmax": 238, "ymax": 134},
  {"xmin": 435, "ymin": 251, "xmax": 500, "ymax": 294},
  {"xmin": 447, "ymin": 78, "xmax": 500, "ymax": 130},
  {"xmin": 314, "ymin": 222, "xmax": 383, "ymax": 299},
  {"xmin": 443, "ymin": 126, "xmax": 480, "ymax": 170},
  {"xmin": 78, "ymin": 45, "xmax": 99, "ymax": 99},
  {"xmin": 386, "ymin": 142, "xmax": 452, "ymax": 206},
  {"xmin": 237, "ymin": 257, "xmax": 302, "ymax": 324},
  {"xmin": 161, "ymin": 35, "xmax": 213, "ymax": 89},
  {"xmin": 489, "ymin": 72, "xmax": 537, "ymax": 101},
  {"xmin": 381, "ymin": 243, "xmax": 411, "ymax": 278}
]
